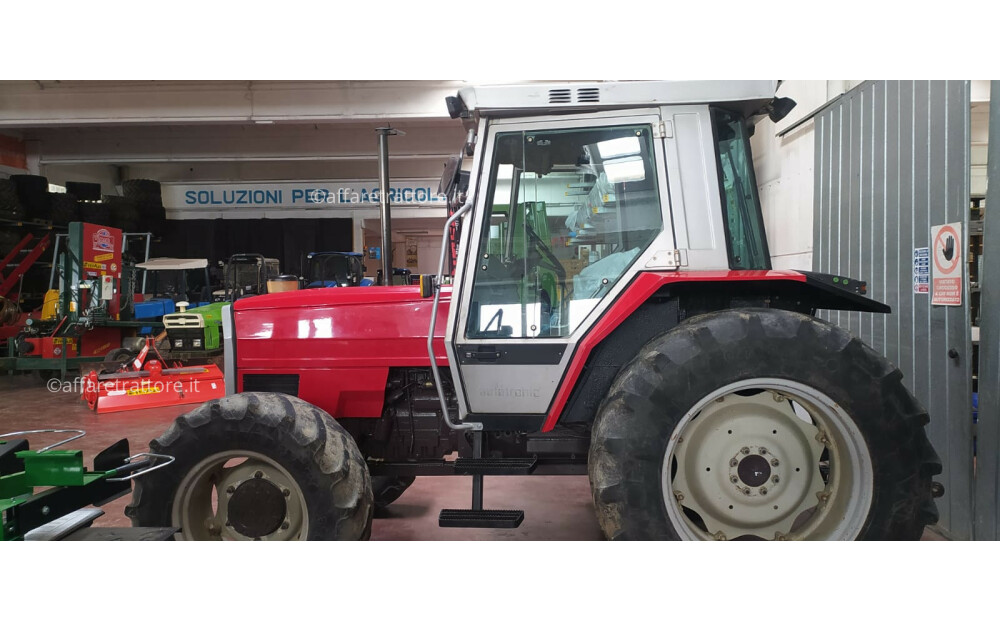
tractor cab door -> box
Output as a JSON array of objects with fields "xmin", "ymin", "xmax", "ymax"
[{"xmin": 447, "ymin": 111, "xmax": 673, "ymax": 419}]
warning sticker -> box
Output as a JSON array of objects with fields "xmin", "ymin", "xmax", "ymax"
[
  {"xmin": 913, "ymin": 247, "xmax": 930, "ymax": 294},
  {"xmin": 127, "ymin": 386, "xmax": 163, "ymax": 396},
  {"xmin": 93, "ymin": 252, "xmax": 114, "ymax": 262},
  {"xmin": 83, "ymin": 261, "xmax": 107, "ymax": 271},
  {"xmin": 931, "ymin": 222, "xmax": 962, "ymax": 306}
]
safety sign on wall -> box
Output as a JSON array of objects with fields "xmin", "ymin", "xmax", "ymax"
[
  {"xmin": 913, "ymin": 247, "xmax": 929, "ymax": 294},
  {"xmin": 931, "ymin": 222, "xmax": 963, "ymax": 306}
]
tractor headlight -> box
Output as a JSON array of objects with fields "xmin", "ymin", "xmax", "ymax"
[
  {"xmin": 174, "ymin": 339, "xmax": 184, "ymax": 348},
  {"xmin": 193, "ymin": 338, "xmax": 202, "ymax": 348}
]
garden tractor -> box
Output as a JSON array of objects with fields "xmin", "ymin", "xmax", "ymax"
[{"xmin": 127, "ymin": 80, "xmax": 942, "ymax": 541}]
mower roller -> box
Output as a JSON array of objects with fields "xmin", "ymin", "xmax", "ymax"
[{"xmin": 81, "ymin": 333, "xmax": 225, "ymax": 414}]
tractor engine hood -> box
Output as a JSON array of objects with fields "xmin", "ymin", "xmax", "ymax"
[{"xmin": 233, "ymin": 285, "xmax": 451, "ymax": 311}]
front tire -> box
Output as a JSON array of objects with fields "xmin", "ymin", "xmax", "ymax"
[
  {"xmin": 126, "ymin": 392, "xmax": 374, "ymax": 540},
  {"xmin": 588, "ymin": 308, "xmax": 941, "ymax": 540}
]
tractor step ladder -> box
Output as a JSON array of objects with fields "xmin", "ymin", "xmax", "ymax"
[
  {"xmin": 0, "ymin": 232, "xmax": 51, "ymax": 298},
  {"xmin": 438, "ymin": 433, "xmax": 530, "ymax": 529},
  {"xmin": 453, "ymin": 457, "xmax": 537, "ymax": 475},
  {"xmin": 439, "ymin": 509, "xmax": 525, "ymax": 528}
]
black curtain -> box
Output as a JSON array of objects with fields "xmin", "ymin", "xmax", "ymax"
[{"xmin": 156, "ymin": 218, "xmax": 353, "ymax": 276}]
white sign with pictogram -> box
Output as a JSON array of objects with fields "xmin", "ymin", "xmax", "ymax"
[{"xmin": 931, "ymin": 222, "xmax": 962, "ymax": 306}]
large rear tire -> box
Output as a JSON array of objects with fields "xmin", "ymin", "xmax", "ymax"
[
  {"xmin": 588, "ymin": 308, "xmax": 941, "ymax": 541},
  {"xmin": 126, "ymin": 392, "xmax": 374, "ymax": 540}
]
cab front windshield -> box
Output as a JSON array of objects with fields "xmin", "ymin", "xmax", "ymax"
[
  {"xmin": 466, "ymin": 123, "xmax": 663, "ymax": 339},
  {"xmin": 306, "ymin": 254, "xmax": 359, "ymax": 287}
]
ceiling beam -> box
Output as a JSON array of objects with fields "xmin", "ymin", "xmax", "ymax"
[{"xmin": 0, "ymin": 80, "xmax": 466, "ymax": 127}]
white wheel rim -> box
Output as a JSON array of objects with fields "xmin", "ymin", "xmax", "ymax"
[
  {"xmin": 172, "ymin": 450, "xmax": 309, "ymax": 541},
  {"xmin": 662, "ymin": 379, "xmax": 873, "ymax": 540}
]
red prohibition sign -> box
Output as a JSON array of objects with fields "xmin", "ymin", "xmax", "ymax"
[{"xmin": 933, "ymin": 225, "xmax": 960, "ymax": 275}]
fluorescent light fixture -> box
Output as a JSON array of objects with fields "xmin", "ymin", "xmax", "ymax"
[
  {"xmin": 603, "ymin": 157, "xmax": 645, "ymax": 183},
  {"xmin": 597, "ymin": 136, "xmax": 640, "ymax": 159}
]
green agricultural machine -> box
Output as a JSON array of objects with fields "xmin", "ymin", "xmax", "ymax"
[{"xmin": 0, "ymin": 429, "xmax": 174, "ymax": 541}]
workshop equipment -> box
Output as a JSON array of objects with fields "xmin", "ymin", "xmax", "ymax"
[
  {"xmin": 0, "ymin": 223, "xmax": 163, "ymax": 377},
  {"xmin": 0, "ymin": 429, "xmax": 175, "ymax": 541},
  {"xmin": 80, "ymin": 333, "xmax": 225, "ymax": 413}
]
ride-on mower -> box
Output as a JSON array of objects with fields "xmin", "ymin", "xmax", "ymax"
[{"xmin": 127, "ymin": 81, "xmax": 942, "ymax": 540}]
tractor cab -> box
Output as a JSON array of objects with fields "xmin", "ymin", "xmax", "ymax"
[
  {"xmin": 302, "ymin": 251, "xmax": 365, "ymax": 288},
  {"xmin": 439, "ymin": 81, "xmax": 782, "ymax": 418},
  {"xmin": 213, "ymin": 253, "xmax": 279, "ymax": 301}
]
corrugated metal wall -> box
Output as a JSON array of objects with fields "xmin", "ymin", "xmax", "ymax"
[
  {"xmin": 813, "ymin": 80, "xmax": 973, "ymax": 539},
  {"xmin": 974, "ymin": 82, "xmax": 999, "ymax": 539}
]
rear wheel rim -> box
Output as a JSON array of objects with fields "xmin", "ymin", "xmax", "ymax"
[
  {"xmin": 172, "ymin": 450, "xmax": 309, "ymax": 541},
  {"xmin": 662, "ymin": 378, "xmax": 873, "ymax": 541}
]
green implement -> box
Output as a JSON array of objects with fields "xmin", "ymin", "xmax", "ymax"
[{"xmin": 0, "ymin": 430, "xmax": 174, "ymax": 541}]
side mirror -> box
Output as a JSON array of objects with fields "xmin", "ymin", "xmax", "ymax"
[
  {"xmin": 419, "ymin": 274, "xmax": 435, "ymax": 298},
  {"xmin": 767, "ymin": 97, "xmax": 797, "ymax": 123},
  {"xmin": 439, "ymin": 155, "xmax": 463, "ymax": 197}
]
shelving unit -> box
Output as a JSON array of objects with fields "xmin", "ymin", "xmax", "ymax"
[{"xmin": 0, "ymin": 216, "xmax": 66, "ymax": 311}]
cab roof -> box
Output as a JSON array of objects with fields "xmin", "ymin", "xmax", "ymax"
[
  {"xmin": 137, "ymin": 257, "xmax": 208, "ymax": 270},
  {"xmin": 453, "ymin": 80, "xmax": 778, "ymax": 118}
]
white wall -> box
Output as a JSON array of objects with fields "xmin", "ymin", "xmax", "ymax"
[
  {"xmin": 754, "ymin": 80, "xmax": 988, "ymax": 271},
  {"xmin": 972, "ymin": 101, "xmax": 989, "ymax": 197},
  {"xmin": 751, "ymin": 80, "xmax": 865, "ymax": 271}
]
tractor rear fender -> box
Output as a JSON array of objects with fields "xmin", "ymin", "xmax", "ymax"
[{"xmin": 546, "ymin": 270, "xmax": 889, "ymax": 431}]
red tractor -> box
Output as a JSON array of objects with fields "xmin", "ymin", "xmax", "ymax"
[{"xmin": 127, "ymin": 81, "xmax": 941, "ymax": 540}]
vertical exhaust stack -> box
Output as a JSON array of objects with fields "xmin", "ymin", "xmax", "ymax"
[{"xmin": 375, "ymin": 127, "xmax": 402, "ymax": 286}]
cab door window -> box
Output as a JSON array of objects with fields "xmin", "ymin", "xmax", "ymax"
[{"xmin": 467, "ymin": 124, "xmax": 663, "ymax": 339}]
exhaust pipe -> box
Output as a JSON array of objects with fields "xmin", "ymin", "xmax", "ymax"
[{"xmin": 376, "ymin": 127, "xmax": 402, "ymax": 286}]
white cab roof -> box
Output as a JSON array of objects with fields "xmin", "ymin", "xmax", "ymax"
[
  {"xmin": 137, "ymin": 257, "xmax": 209, "ymax": 270},
  {"xmin": 457, "ymin": 80, "xmax": 778, "ymax": 116}
]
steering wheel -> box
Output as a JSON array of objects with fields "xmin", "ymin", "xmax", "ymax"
[{"xmin": 524, "ymin": 222, "xmax": 566, "ymax": 278}]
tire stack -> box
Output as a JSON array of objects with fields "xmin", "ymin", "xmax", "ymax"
[
  {"xmin": 81, "ymin": 197, "xmax": 114, "ymax": 227},
  {"xmin": 10, "ymin": 174, "xmax": 51, "ymax": 221},
  {"xmin": 0, "ymin": 178, "xmax": 27, "ymax": 221},
  {"xmin": 48, "ymin": 192, "xmax": 80, "ymax": 226},
  {"xmin": 122, "ymin": 179, "xmax": 166, "ymax": 237},
  {"xmin": 104, "ymin": 195, "xmax": 140, "ymax": 232}
]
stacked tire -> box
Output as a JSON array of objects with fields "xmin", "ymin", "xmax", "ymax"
[
  {"xmin": 104, "ymin": 195, "xmax": 140, "ymax": 232},
  {"xmin": 0, "ymin": 178, "xmax": 26, "ymax": 220},
  {"xmin": 122, "ymin": 179, "xmax": 166, "ymax": 237},
  {"xmin": 81, "ymin": 197, "xmax": 114, "ymax": 227},
  {"xmin": 10, "ymin": 175, "xmax": 51, "ymax": 220},
  {"xmin": 49, "ymin": 192, "xmax": 80, "ymax": 226}
]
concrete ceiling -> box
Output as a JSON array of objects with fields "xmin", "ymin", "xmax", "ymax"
[{"xmin": 0, "ymin": 80, "xmax": 471, "ymax": 186}]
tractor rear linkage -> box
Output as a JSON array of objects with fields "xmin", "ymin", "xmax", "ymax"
[{"xmin": 0, "ymin": 429, "xmax": 176, "ymax": 541}]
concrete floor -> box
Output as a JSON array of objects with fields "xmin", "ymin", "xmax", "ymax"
[
  {"xmin": 0, "ymin": 373, "xmax": 604, "ymax": 540},
  {"xmin": 1, "ymin": 372, "xmax": 940, "ymax": 540}
]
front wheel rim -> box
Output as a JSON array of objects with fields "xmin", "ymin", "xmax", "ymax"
[
  {"xmin": 171, "ymin": 450, "xmax": 309, "ymax": 541},
  {"xmin": 662, "ymin": 379, "xmax": 873, "ymax": 541}
]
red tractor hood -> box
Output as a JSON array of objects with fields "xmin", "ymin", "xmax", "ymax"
[{"xmin": 234, "ymin": 285, "xmax": 451, "ymax": 311}]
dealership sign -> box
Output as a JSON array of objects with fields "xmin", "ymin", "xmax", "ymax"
[{"xmin": 162, "ymin": 179, "xmax": 446, "ymax": 211}]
